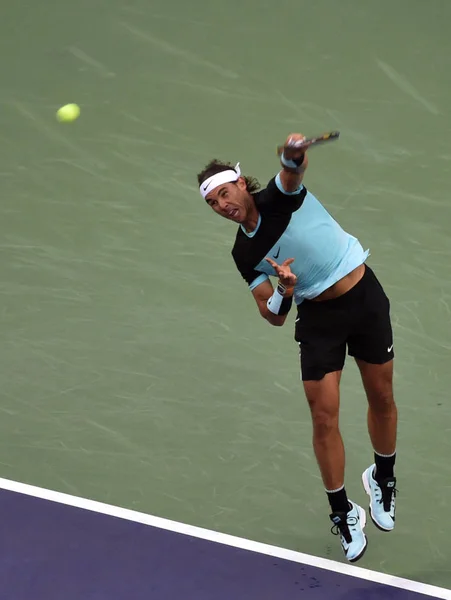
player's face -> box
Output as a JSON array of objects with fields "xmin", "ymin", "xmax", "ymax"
[{"xmin": 205, "ymin": 179, "xmax": 251, "ymax": 223}]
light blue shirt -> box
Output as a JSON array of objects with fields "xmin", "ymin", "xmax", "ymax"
[{"xmin": 248, "ymin": 174, "xmax": 369, "ymax": 305}]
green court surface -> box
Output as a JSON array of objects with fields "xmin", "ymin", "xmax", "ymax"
[{"xmin": 1, "ymin": 0, "xmax": 451, "ymax": 589}]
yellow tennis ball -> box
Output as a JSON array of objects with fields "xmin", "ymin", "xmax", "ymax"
[{"xmin": 56, "ymin": 104, "xmax": 80, "ymax": 123}]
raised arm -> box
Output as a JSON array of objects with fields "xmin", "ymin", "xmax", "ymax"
[{"xmin": 278, "ymin": 133, "xmax": 309, "ymax": 193}]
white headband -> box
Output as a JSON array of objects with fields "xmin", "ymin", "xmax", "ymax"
[{"xmin": 200, "ymin": 163, "xmax": 241, "ymax": 198}]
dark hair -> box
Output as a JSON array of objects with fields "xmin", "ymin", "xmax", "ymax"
[{"xmin": 197, "ymin": 159, "xmax": 261, "ymax": 194}]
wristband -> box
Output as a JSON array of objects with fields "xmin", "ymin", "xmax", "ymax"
[
  {"xmin": 267, "ymin": 283, "xmax": 293, "ymax": 315},
  {"xmin": 280, "ymin": 152, "xmax": 305, "ymax": 169}
]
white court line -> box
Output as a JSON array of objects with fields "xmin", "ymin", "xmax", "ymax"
[{"xmin": 0, "ymin": 477, "xmax": 449, "ymax": 599}]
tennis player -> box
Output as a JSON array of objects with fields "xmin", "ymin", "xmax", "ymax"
[{"xmin": 197, "ymin": 134, "xmax": 398, "ymax": 562}]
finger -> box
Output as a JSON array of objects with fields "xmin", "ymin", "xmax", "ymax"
[
  {"xmin": 265, "ymin": 257, "xmax": 278, "ymax": 269},
  {"xmin": 287, "ymin": 133, "xmax": 305, "ymax": 144},
  {"xmin": 293, "ymin": 137, "xmax": 306, "ymax": 148},
  {"xmin": 282, "ymin": 258, "xmax": 295, "ymax": 266},
  {"xmin": 286, "ymin": 134, "xmax": 305, "ymax": 147}
]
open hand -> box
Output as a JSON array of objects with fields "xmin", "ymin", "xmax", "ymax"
[{"xmin": 265, "ymin": 257, "xmax": 297, "ymax": 288}]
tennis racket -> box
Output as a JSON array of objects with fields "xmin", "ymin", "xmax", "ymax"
[{"xmin": 276, "ymin": 131, "xmax": 340, "ymax": 156}]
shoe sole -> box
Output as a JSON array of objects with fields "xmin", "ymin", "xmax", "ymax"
[
  {"xmin": 347, "ymin": 504, "xmax": 368, "ymax": 563},
  {"xmin": 361, "ymin": 470, "xmax": 394, "ymax": 532}
]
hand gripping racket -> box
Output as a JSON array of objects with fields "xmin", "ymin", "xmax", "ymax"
[{"xmin": 276, "ymin": 131, "xmax": 340, "ymax": 156}]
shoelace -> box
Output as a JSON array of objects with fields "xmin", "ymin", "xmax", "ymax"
[
  {"xmin": 380, "ymin": 484, "xmax": 398, "ymax": 512},
  {"xmin": 330, "ymin": 515, "xmax": 359, "ymax": 541},
  {"xmin": 373, "ymin": 480, "xmax": 398, "ymax": 511}
]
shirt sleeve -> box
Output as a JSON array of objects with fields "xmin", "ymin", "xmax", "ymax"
[
  {"xmin": 233, "ymin": 256, "xmax": 269, "ymax": 289},
  {"xmin": 248, "ymin": 272, "xmax": 269, "ymax": 290},
  {"xmin": 257, "ymin": 175, "xmax": 306, "ymax": 215},
  {"xmin": 231, "ymin": 246, "xmax": 269, "ymax": 290}
]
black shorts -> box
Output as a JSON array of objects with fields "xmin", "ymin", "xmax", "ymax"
[{"xmin": 294, "ymin": 265, "xmax": 394, "ymax": 381}]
